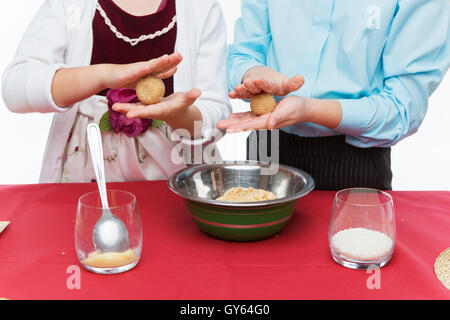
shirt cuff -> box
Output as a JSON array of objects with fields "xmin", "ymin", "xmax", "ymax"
[
  {"xmin": 335, "ymin": 98, "xmax": 370, "ymax": 136},
  {"xmin": 26, "ymin": 63, "xmax": 71, "ymax": 113},
  {"xmin": 229, "ymin": 60, "xmax": 263, "ymax": 91}
]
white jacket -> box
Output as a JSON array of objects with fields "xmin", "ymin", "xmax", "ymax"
[{"xmin": 2, "ymin": 0, "xmax": 231, "ymax": 183}]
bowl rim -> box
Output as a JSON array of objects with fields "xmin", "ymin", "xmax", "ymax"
[{"xmin": 167, "ymin": 161, "xmax": 315, "ymax": 207}]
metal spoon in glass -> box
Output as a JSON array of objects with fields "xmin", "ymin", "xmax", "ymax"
[{"xmin": 86, "ymin": 123, "xmax": 130, "ymax": 253}]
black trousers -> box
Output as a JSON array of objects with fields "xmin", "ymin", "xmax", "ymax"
[{"xmin": 247, "ymin": 130, "xmax": 393, "ymax": 191}]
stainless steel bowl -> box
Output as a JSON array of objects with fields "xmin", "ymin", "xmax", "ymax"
[
  {"xmin": 168, "ymin": 162, "xmax": 315, "ymax": 241},
  {"xmin": 169, "ymin": 162, "xmax": 315, "ymax": 207}
]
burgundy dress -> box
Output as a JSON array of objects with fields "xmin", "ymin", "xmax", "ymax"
[{"xmin": 91, "ymin": 0, "xmax": 177, "ymax": 96}]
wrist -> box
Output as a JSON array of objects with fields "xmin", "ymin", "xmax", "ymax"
[
  {"xmin": 163, "ymin": 103, "xmax": 194, "ymax": 125},
  {"xmin": 298, "ymin": 97, "xmax": 314, "ymax": 123},
  {"xmin": 94, "ymin": 64, "xmax": 110, "ymax": 91},
  {"xmin": 301, "ymin": 98, "xmax": 342, "ymax": 129},
  {"xmin": 165, "ymin": 105, "xmax": 203, "ymax": 138}
]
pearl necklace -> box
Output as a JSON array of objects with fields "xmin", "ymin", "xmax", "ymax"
[{"xmin": 96, "ymin": 2, "xmax": 177, "ymax": 47}]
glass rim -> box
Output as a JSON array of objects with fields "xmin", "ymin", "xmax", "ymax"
[
  {"xmin": 78, "ymin": 189, "xmax": 136, "ymax": 209},
  {"xmin": 334, "ymin": 187, "xmax": 393, "ymax": 207}
]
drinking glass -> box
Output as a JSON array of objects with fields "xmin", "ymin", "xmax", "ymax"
[
  {"xmin": 75, "ymin": 190, "xmax": 143, "ymax": 274},
  {"xmin": 329, "ymin": 188, "xmax": 396, "ymax": 270}
]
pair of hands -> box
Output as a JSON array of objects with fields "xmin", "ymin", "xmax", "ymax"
[
  {"xmin": 106, "ymin": 52, "xmax": 201, "ymax": 121},
  {"xmin": 217, "ymin": 66, "xmax": 308, "ymax": 133},
  {"xmin": 108, "ymin": 56, "xmax": 308, "ymax": 132}
]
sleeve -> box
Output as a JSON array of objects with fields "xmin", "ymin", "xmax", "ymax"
[
  {"xmin": 1, "ymin": 0, "xmax": 69, "ymax": 114},
  {"xmin": 194, "ymin": 0, "xmax": 232, "ymax": 141},
  {"xmin": 227, "ymin": 0, "xmax": 272, "ymax": 91},
  {"xmin": 335, "ymin": 0, "xmax": 450, "ymax": 148}
]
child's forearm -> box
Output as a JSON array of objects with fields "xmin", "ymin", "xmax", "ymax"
[
  {"xmin": 51, "ymin": 54, "xmax": 183, "ymax": 108},
  {"xmin": 51, "ymin": 65, "xmax": 107, "ymax": 107},
  {"xmin": 165, "ymin": 105, "xmax": 203, "ymax": 138},
  {"xmin": 303, "ymin": 98, "xmax": 342, "ymax": 129}
]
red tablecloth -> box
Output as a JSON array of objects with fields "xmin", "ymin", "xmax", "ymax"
[{"xmin": 0, "ymin": 181, "xmax": 449, "ymax": 300}]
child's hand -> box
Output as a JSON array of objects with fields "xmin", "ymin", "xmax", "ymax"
[
  {"xmin": 112, "ymin": 89, "xmax": 202, "ymax": 121},
  {"xmin": 102, "ymin": 52, "xmax": 183, "ymax": 90},
  {"xmin": 230, "ymin": 66, "xmax": 305, "ymax": 100},
  {"xmin": 217, "ymin": 96, "xmax": 309, "ymax": 132}
]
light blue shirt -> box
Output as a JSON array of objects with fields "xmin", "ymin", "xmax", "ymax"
[{"xmin": 228, "ymin": 0, "xmax": 450, "ymax": 147}]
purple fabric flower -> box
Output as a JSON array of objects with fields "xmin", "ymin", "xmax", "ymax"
[{"xmin": 106, "ymin": 89, "xmax": 152, "ymax": 137}]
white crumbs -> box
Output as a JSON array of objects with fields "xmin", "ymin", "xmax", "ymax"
[{"xmin": 331, "ymin": 227, "xmax": 393, "ymax": 260}]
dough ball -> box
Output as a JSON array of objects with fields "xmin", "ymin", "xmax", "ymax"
[
  {"xmin": 136, "ymin": 76, "xmax": 165, "ymax": 105},
  {"xmin": 250, "ymin": 93, "xmax": 276, "ymax": 116}
]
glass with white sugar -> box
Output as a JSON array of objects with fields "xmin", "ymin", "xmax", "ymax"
[{"xmin": 329, "ymin": 188, "xmax": 396, "ymax": 270}]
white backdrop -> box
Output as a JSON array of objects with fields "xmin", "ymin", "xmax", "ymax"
[{"xmin": 0, "ymin": 0, "xmax": 449, "ymax": 190}]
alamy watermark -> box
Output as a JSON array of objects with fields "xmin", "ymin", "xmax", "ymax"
[
  {"xmin": 66, "ymin": 265, "xmax": 81, "ymax": 290},
  {"xmin": 366, "ymin": 265, "xmax": 381, "ymax": 290},
  {"xmin": 170, "ymin": 122, "xmax": 280, "ymax": 176},
  {"xmin": 366, "ymin": 5, "xmax": 381, "ymax": 30}
]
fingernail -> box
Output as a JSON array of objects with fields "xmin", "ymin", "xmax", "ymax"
[{"xmin": 270, "ymin": 118, "xmax": 277, "ymax": 128}]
